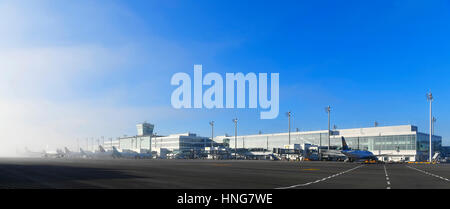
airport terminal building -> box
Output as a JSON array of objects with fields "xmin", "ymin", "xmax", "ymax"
[
  {"xmin": 213, "ymin": 125, "xmax": 442, "ymax": 162},
  {"xmin": 103, "ymin": 123, "xmax": 441, "ymax": 162}
]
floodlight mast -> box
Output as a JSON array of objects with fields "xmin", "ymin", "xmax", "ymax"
[
  {"xmin": 209, "ymin": 121, "xmax": 215, "ymax": 159},
  {"xmin": 233, "ymin": 119, "xmax": 238, "ymax": 159},
  {"xmin": 427, "ymin": 92, "xmax": 434, "ymax": 162},
  {"xmin": 76, "ymin": 138, "xmax": 79, "ymax": 153},
  {"xmin": 286, "ymin": 111, "xmax": 292, "ymax": 145},
  {"xmin": 325, "ymin": 106, "xmax": 331, "ymax": 150}
]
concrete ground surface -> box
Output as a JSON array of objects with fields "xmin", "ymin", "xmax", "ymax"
[{"xmin": 0, "ymin": 158, "xmax": 449, "ymax": 189}]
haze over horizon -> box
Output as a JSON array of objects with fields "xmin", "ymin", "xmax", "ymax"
[{"xmin": 1, "ymin": 0, "xmax": 449, "ymax": 156}]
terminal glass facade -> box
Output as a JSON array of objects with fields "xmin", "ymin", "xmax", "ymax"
[
  {"xmin": 218, "ymin": 129, "xmax": 442, "ymax": 158},
  {"xmin": 416, "ymin": 133, "xmax": 442, "ymax": 161},
  {"xmin": 340, "ymin": 135, "xmax": 416, "ymax": 151}
]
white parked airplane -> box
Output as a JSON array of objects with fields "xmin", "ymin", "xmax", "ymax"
[
  {"xmin": 22, "ymin": 147, "xmax": 45, "ymax": 158},
  {"xmin": 63, "ymin": 147, "xmax": 84, "ymax": 158},
  {"xmin": 80, "ymin": 146, "xmax": 115, "ymax": 159},
  {"xmin": 112, "ymin": 146, "xmax": 152, "ymax": 159}
]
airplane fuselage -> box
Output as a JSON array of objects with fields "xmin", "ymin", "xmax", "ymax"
[{"xmin": 342, "ymin": 150, "xmax": 377, "ymax": 161}]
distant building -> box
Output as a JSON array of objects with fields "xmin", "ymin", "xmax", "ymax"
[
  {"xmin": 104, "ymin": 129, "xmax": 214, "ymax": 157},
  {"xmin": 441, "ymin": 146, "xmax": 450, "ymax": 158},
  {"xmin": 151, "ymin": 133, "xmax": 211, "ymax": 154},
  {"xmin": 213, "ymin": 125, "xmax": 442, "ymax": 162}
]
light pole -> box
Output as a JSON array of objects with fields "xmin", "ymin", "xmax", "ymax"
[
  {"xmin": 357, "ymin": 137, "xmax": 360, "ymax": 150},
  {"xmin": 325, "ymin": 106, "xmax": 331, "ymax": 150},
  {"xmin": 318, "ymin": 133, "xmax": 322, "ymax": 161},
  {"xmin": 209, "ymin": 121, "xmax": 215, "ymax": 159},
  {"xmin": 209, "ymin": 121, "xmax": 215, "ymax": 148},
  {"xmin": 427, "ymin": 92, "xmax": 433, "ymax": 162},
  {"xmin": 232, "ymin": 118, "xmax": 238, "ymax": 160},
  {"xmin": 286, "ymin": 111, "xmax": 292, "ymax": 145}
]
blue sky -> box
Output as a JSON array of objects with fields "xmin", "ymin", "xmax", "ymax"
[{"xmin": 1, "ymin": 0, "xmax": 450, "ymax": 153}]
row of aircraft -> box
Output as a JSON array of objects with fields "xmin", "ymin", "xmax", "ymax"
[
  {"xmin": 320, "ymin": 137, "xmax": 380, "ymax": 162},
  {"xmin": 22, "ymin": 146, "xmax": 153, "ymax": 159},
  {"xmin": 21, "ymin": 137, "xmax": 379, "ymax": 162}
]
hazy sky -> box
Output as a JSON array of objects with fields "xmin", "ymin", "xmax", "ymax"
[{"xmin": 1, "ymin": 0, "xmax": 449, "ymax": 155}]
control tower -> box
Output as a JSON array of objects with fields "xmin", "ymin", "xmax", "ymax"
[{"xmin": 136, "ymin": 122, "xmax": 154, "ymax": 136}]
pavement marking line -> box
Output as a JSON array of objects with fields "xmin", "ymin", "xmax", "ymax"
[
  {"xmin": 209, "ymin": 163, "xmax": 232, "ymax": 167},
  {"xmin": 406, "ymin": 165, "xmax": 450, "ymax": 182},
  {"xmin": 275, "ymin": 164, "xmax": 365, "ymax": 189},
  {"xmin": 383, "ymin": 165, "xmax": 391, "ymax": 189},
  {"xmin": 302, "ymin": 168, "xmax": 320, "ymax": 171}
]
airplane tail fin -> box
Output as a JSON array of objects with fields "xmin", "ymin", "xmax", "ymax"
[
  {"xmin": 342, "ymin": 137, "xmax": 349, "ymax": 151},
  {"xmin": 98, "ymin": 145, "xmax": 106, "ymax": 153},
  {"xmin": 112, "ymin": 146, "xmax": 121, "ymax": 157},
  {"xmin": 64, "ymin": 147, "xmax": 71, "ymax": 154}
]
